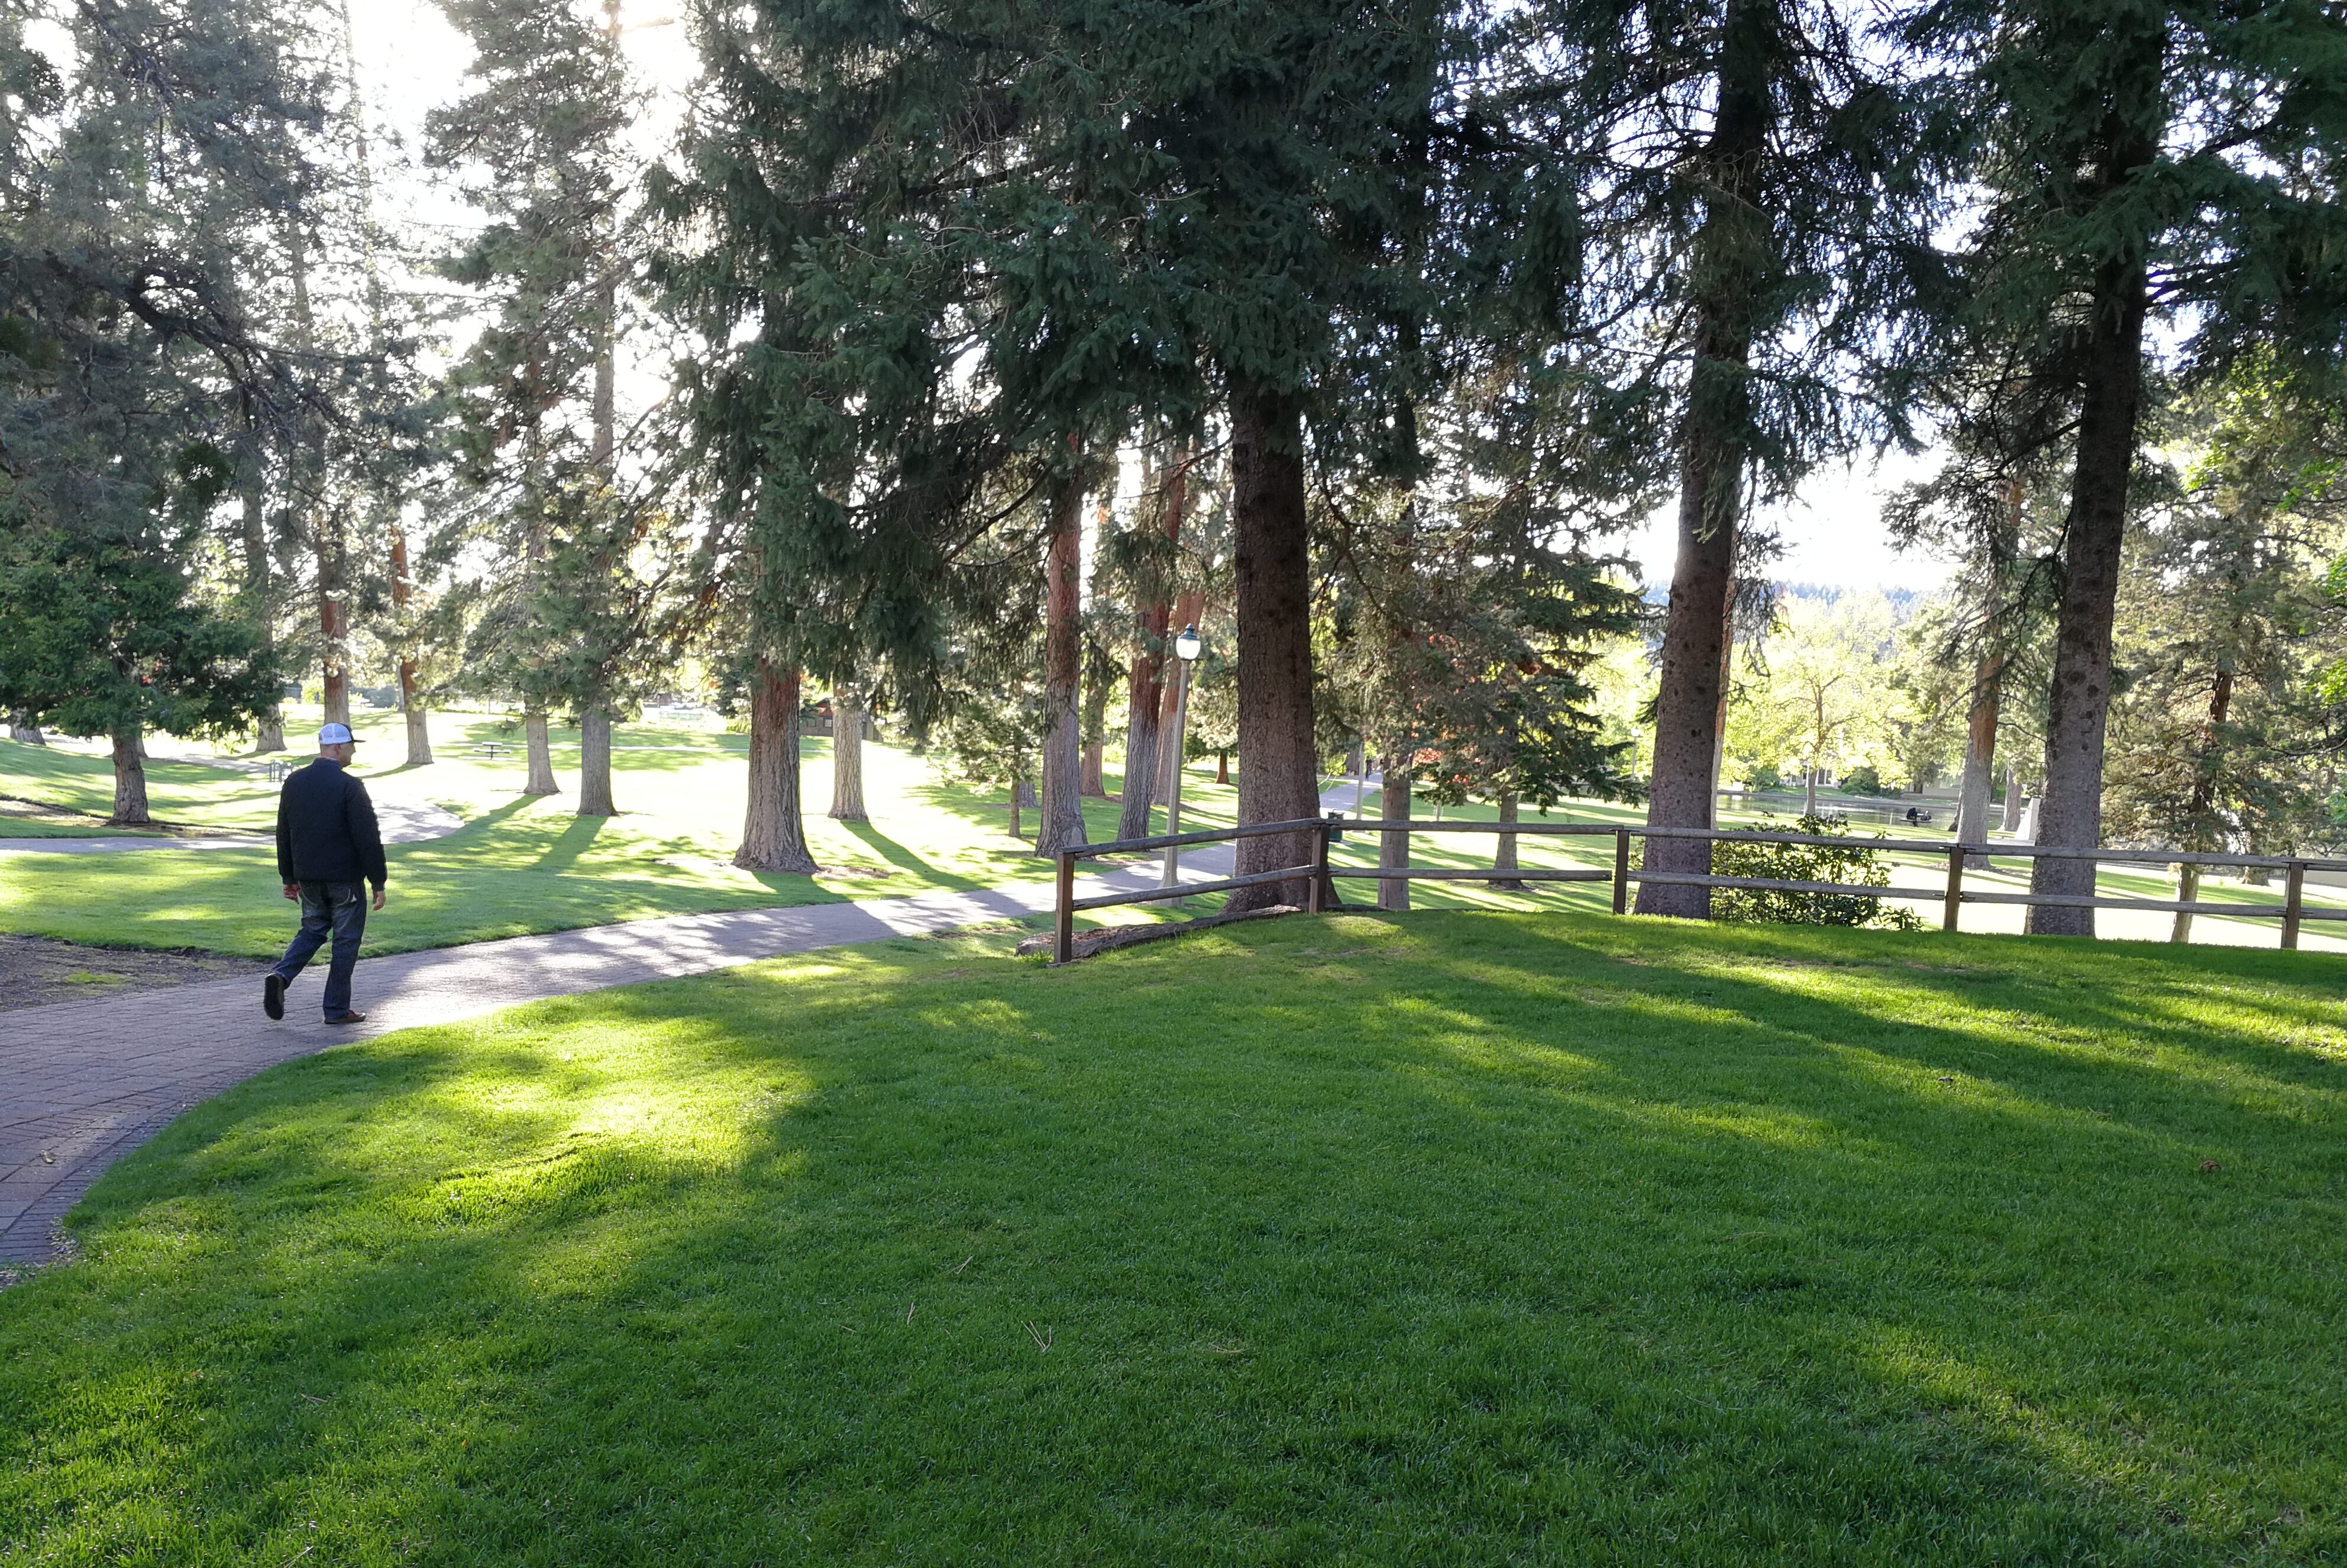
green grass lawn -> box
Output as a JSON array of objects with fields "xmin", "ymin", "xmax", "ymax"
[
  {"xmin": 4, "ymin": 912, "xmax": 2340, "ymax": 1563},
  {"xmin": 0, "ymin": 714, "xmax": 1241, "ymax": 957}
]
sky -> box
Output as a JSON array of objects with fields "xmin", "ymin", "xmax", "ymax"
[{"xmin": 357, "ymin": 1, "xmax": 1961, "ymax": 601}]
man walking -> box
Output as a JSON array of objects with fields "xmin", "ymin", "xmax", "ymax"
[{"xmin": 264, "ymin": 722, "xmax": 388, "ymax": 1024}]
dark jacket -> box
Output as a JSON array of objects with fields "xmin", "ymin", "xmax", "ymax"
[{"xmin": 276, "ymin": 758, "xmax": 388, "ymax": 888}]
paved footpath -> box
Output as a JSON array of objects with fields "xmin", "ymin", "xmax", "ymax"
[{"xmin": 0, "ymin": 845, "xmax": 1257, "ymax": 1268}]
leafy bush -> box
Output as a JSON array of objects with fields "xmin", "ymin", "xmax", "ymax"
[
  {"xmin": 1837, "ymin": 765, "xmax": 1895, "ymax": 796},
  {"xmin": 1741, "ymin": 762, "xmax": 1782, "ymax": 791},
  {"xmin": 1710, "ymin": 813, "xmax": 1923, "ymax": 930}
]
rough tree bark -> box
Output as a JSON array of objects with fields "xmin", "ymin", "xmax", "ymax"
[
  {"xmin": 1036, "ymin": 478, "xmax": 1089, "ymax": 855},
  {"xmin": 1953, "ymin": 649, "xmax": 2006, "ymax": 868},
  {"xmin": 735, "ymin": 658, "xmax": 817, "ymax": 872},
  {"xmin": 577, "ymin": 706, "xmax": 616, "ymax": 816},
  {"xmin": 1378, "ymin": 751, "xmax": 1413, "ymax": 911},
  {"xmin": 1634, "ymin": 13, "xmax": 1767, "ymax": 919},
  {"xmin": 1489, "ymin": 791, "xmax": 1527, "ymax": 890},
  {"xmin": 523, "ymin": 710, "xmax": 560, "ymax": 796},
  {"xmin": 2002, "ymin": 761, "xmax": 2023, "ymax": 834},
  {"xmin": 2028, "ymin": 229, "xmax": 2153, "ymax": 936},
  {"xmin": 9, "ymin": 712, "xmax": 44, "ymax": 744},
  {"xmin": 109, "ymin": 728, "xmax": 150, "ymax": 825},
  {"xmin": 1227, "ymin": 388, "xmax": 1323, "ymax": 909},
  {"xmin": 829, "ymin": 683, "xmax": 868, "ymax": 822}
]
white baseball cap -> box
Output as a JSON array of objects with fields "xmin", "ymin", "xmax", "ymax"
[{"xmin": 318, "ymin": 723, "xmax": 361, "ymax": 745}]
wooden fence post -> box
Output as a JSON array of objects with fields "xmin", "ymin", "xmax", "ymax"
[
  {"xmin": 1054, "ymin": 851, "xmax": 1075, "ymax": 965},
  {"xmin": 1308, "ymin": 818, "xmax": 1330, "ymax": 915},
  {"xmin": 1612, "ymin": 829, "xmax": 1631, "ymax": 916},
  {"xmin": 2283, "ymin": 860, "xmax": 2306, "ymax": 951},
  {"xmin": 1942, "ymin": 848, "xmax": 1965, "ymax": 933}
]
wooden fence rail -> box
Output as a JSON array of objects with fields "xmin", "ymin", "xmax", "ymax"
[{"xmin": 1048, "ymin": 814, "xmax": 2345, "ymax": 965}]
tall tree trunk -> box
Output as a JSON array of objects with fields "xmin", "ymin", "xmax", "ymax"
[
  {"xmin": 1008, "ymin": 777, "xmax": 1024, "ymax": 840},
  {"xmin": 1954, "ymin": 649, "xmax": 2006, "ymax": 868},
  {"xmin": 735, "ymin": 658, "xmax": 816, "ymax": 872},
  {"xmin": 390, "ymin": 526, "xmax": 432, "ymax": 766},
  {"xmin": 9, "ymin": 712, "xmax": 44, "ymax": 745},
  {"xmin": 1036, "ymin": 478, "xmax": 1088, "ymax": 855},
  {"xmin": 1154, "ymin": 589, "xmax": 1207, "ymax": 812},
  {"xmin": 829, "ymin": 683, "xmax": 868, "ymax": 821},
  {"xmin": 1804, "ymin": 762, "xmax": 1819, "ymax": 817},
  {"xmin": 1119, "ymin": 447, "xmax": 1189, "ymax": 838},
  {"xmin": 240, "ymin": 421, "xmax": 286, "ymax": 754},
  {"xmin": 577, "ymin": 705, "xmax": 616, "ymax": 816},
  {"xmin": 1490, "ymin": 791, "xmax": 1526, "ymax": 890},
  {"xmin": 1634, "ymin": 1, "xmax": 1768, "ymax": 920},
  {"xmin": 2171, "ymin": 663, "xmax": 2235, "ymax": 944},
  {"xmin": 523, "ymin": 709, "xmax": 560, "ymax": 796},
  {"xmin": 1227, "ymin": 389, "xmax": 1321, "ymax": 909},
  {"xmin": 1378, "ymin": 750, "xmax": 1413, "ymax": 911},
  {"xmin": 288, "ymin": 218, "xmax": 349, "ymax": 730},
  {"xmin": 109, "ymin": 728, "xmax": 150, "ymax": 826},
  {"xmin": 1080, "ymin": 655, "xmax": 1110, "ymax": 798},
  {"xmin": 2001, "ymin": 761, "xmax": 2023, "ymax": 834},
  {"xmin": 1217, "ymin": 749, "xmax": 1230, "ymax": 784},
  {"xmin": 2026, "ymin": 130, "xmax": 2157, "ymax": 936}
]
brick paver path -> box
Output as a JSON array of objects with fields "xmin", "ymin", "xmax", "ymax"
[{"xmin": 0, "ymin": 850, "xmax": 1246, "ymax": 1268}]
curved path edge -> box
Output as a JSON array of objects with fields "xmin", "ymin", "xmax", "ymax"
[{"xmin": 0, "ymin": 839, "xmax": 1275, "ymax": 1270}]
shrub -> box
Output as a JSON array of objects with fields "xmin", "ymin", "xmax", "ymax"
[
  {"xmin": 1741, "ymin": 762, "xmax": 1782, "ymax": 791},
  {"xmin": 1837, "ymin": 765, "xmax": 1894, "ymax": 796},
  {"xmin": 1711, "ymin": 813, "xmax": 1923, "ymax": 930}
]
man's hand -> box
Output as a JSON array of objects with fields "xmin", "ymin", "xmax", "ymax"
[
  {"xmin": 282, "ymin": 883, "xmax": 300, "ymax": 901},
  {"xmin": 372, "ymin": 886, "xmax": 388, "ymax": 913}
]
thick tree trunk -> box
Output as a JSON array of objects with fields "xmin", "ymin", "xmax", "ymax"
[
  {"xmin": 1227, "ymin": 389, "xmax": 1321, "ymax": 909},
  {"xmin": 2002, "ymin": 762, "xmax": 2023, "ymax": 834},
  {"xmin": 1954, "ymin": 650, "xmax": 2006, "ymax": 868},
  {"xmin": 1804, "ymin": 763, "xmax": 1819, "ymax": 817},
  {"xmin": 1633, "ymin": 5, "xmax": 1766, "ymax": 920},
  {"xmin": 829, "ymin": 684, "xmax": 868, "ymax": 821},
  {"xmin": 1378, "ymin": 752, "xmax": 1413, "ymax": 911},
  {"xmin": 2028, "ymin": 276, "xmax": 2151, "ymax": 936},
  {"xmin": 8, "ymin": 712, "xmax": 43, "ymax": 744},
  {"xmin": 1217, "ymin": 749, "xmax": 1231, "ymax": 784},
  {"xmin": 1036, "ymin": 480, "xmax": 1088, "ymax": 856},
  {"xmin": 1119, "ymin": 660, "xmax": 1163, "ymax": 838},
  {"xmin": 523, "ymin": 709, "xmax": 560, "ymax": 796},
  {"xmin": 735, "ymin": 658, "xmax": 817, "ymax": 873},
  {"xmin": 319, "ymin": 588, "xmax": 350, "ymax": 727},
  {"xmin": 577, "ymin": 705, "xmax": 616, "ymax": 816},
  {"xmin": 109, "ymin": 728, "xmax": 150, "ymax": 825},
  {"xmin": 1490, "ymin": 791, "xmax": 1527, "ymax": 890}
]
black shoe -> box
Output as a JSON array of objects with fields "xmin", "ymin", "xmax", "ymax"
[
  {"xmin": 264, "ymin": 974, "xmax": 285, "ymax": 1020},
  {"xmin": 324, "ymin": 1010, "xmax": 368, "ymax": 1026}
]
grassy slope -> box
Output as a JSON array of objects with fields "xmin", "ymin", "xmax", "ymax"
[
  {"xmin": 4, "ymin": 913, "xmax": 2340, "ymax": 1564},
  {"xmin": 0, "ymin": 716, "xmax": 1234, "ymax": 956}
]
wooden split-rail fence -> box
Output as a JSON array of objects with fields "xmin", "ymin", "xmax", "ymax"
[{"xmin": 1048, "ymin": 816, "xmax": 2347, "ymax": 965}]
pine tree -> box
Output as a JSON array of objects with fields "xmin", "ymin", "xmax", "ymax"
[
  {"xmin": 1521, "ymin": 0, "xmax": 1952, "ymax": 916},
  {"xmin": 1911, "ymin": 0, "xmax": 2347, "ymax": 935}
]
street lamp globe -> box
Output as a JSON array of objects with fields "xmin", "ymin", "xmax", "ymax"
[{"xmin": 1175, "ymin": 624, "xmax": 1202, "ymax": 663}]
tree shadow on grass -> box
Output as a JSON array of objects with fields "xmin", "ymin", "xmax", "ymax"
[
  {"xmin": 11, "ymin": 919, "xmax": 2342, "ymax": 1562},
  {"xmin": 833, "ymin": 819, "xmax": 988, "ymax": 893}
]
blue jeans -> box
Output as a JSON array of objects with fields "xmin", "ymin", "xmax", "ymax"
[{"xmin": 271, "ymin": 881, "xmax": 368, "ymax": 1019}]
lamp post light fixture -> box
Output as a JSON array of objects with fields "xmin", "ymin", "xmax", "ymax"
[{"xmin": 1160, "ymin": 624, "xmax": 1203, "ymax": 897}]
